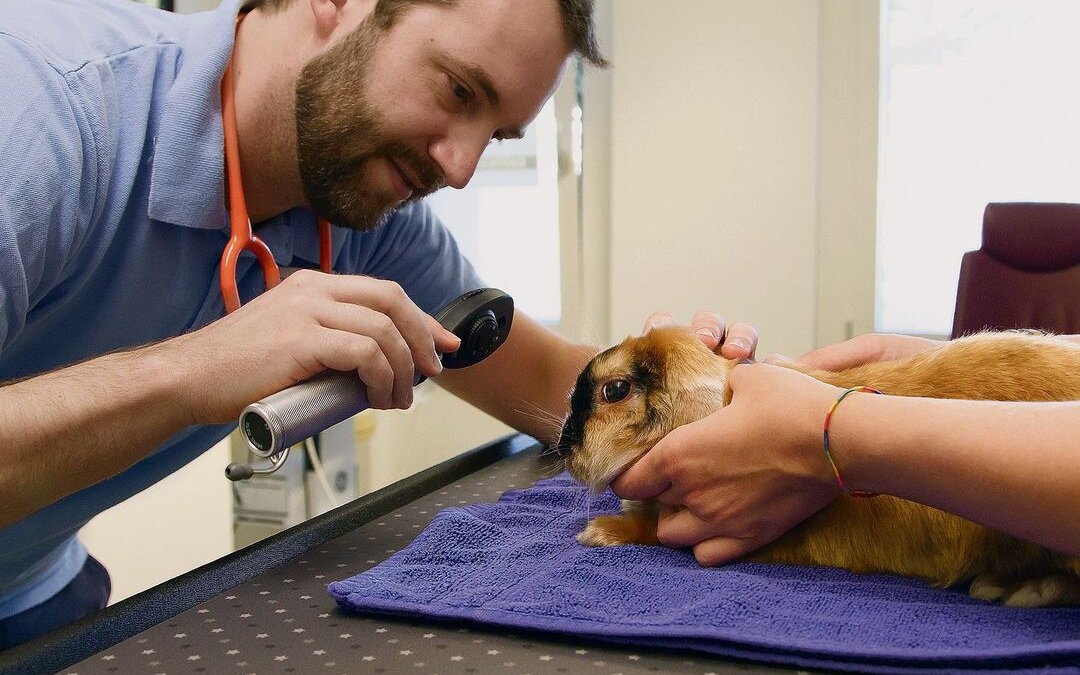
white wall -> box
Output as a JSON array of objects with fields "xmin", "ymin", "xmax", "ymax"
[
  {"xmin": 606, "ymin": 1, "xmax": 878, "ymax": 358},
  {"xmin": 580, "ymin": 0, "xmax": 615, "ymax": 344},
  {"xmin": 81, "ymin": 441, "xmax": 233, "ymax": 603},
  {"xmin": 816, "ymin": 0, "xmax": 880, "ymax": 347},
  {"xmin": 363, "ymin": 386, "xmax": 511, "ymax": 492},
  {"xmin": 609, "ymin": 0, "xmax": 822, "ymax": 358},
  {"xmin": 173, "ymin": 0, "xmax": 219, "ymax": 11}
]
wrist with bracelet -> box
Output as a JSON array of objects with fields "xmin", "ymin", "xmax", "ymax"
[{"xmin": 822, "ymin": 386, "xmax": 883, "ymax": 498}]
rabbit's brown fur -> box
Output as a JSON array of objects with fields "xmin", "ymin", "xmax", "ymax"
[{"xmin": 556, "ymin": 328, "xmax": 1080, "ymax": 607}]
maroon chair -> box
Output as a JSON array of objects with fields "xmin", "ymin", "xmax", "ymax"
[{"xmin": 950, "ymin": 202, "xmax": 1080, "ymax": 338}]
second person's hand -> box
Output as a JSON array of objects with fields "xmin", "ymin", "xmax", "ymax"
[
  {"xmin": 611, "ymin": 362, "xmax": 843, "ymax": 566},
  {"xmin": 772, "ymin": 333, "xmax": 944, "ymax": 370}
]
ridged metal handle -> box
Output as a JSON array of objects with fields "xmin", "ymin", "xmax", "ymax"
[
  {"xmin": 237, "ymin": 289, "xmax": 512, "ymax": 466},
  {"xmin": 239, "ymin": 371, "xmax": 370, "ymax": 458}
]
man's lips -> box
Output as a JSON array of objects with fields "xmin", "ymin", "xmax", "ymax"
[
  {"xmin": 387, "ymin": 159, "xmax": 415, "ymax": 201},
  {"xmin": 394, "ymin": 157, "xmax": 443, "ymax": 198}
]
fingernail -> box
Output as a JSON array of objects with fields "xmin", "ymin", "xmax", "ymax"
[
  {"xmin": 730, "ymin": 338, "xmax": 749, "ymax": 351},
  {"xmin": 406, "ymin": 389, "xmax": 414, "ymax": 408},
  {"xmin": 695, "ymin": 327, "xmax": 719, "ymax": 341},
  {"xmin": 433, "ymin": 350, "xmax": 443, "ymax": 374}
]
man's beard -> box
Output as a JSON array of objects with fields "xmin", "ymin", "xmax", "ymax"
[{"xmin": 295, "ymin": 18, "xmax": 444, "ymax": 232}]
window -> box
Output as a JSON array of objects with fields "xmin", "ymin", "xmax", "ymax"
[
  {"xmin": 426, "ymin": 99, "xmax": 563, "ymax": 324},
  {"xmin": 877, "ymin": 0, "xmax": 1080, "ymax": 335}
]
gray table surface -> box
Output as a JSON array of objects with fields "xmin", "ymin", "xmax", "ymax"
[{"xmin": 58, "ymin": 445, "xmax": 797, "ymax": 675}]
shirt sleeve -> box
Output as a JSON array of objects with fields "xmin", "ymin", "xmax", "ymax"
[
  {"xmin": 0, "ymin": 34, "xmax": 97, "ymax": 353},
  {"xmin": 347, "ymin": 201, "xmax": 486, "ymax": 317}
]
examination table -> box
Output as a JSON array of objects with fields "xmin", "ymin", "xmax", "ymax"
[{"xmin": 0, "ymin": 434, "xmax": 791, "ymax": 675}]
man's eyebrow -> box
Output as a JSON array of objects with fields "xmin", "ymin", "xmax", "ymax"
[
  {"xmin": 448, "ymin": 56, "xmax": 501, "ymax": 108},
  {"xmin": 444, "ymin": 57, "xmax": 525, "ymax": 140}
]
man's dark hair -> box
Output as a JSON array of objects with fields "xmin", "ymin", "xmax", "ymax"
[{"xmin": 244, "ymin": 0, "xmax": 607, "ymax": 67}]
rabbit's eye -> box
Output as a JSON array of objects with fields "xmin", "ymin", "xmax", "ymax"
[{"xmin": 601, "ymin": 380, "xmax": 631, "ymax": 404}]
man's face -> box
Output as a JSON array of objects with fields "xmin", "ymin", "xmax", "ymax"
[{"xmin": 295, "ymin": 0, "xmax": 571, "ymax": 232}]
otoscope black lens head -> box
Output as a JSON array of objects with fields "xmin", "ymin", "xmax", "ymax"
[
  {"xmin": 437, "ymin": 289, "xmax": 513, "ymax": 369},
  {"xmin": 241, "ymin": 411, "xmax": 273, "ymax": 454},
  {"xmin": 466, "ymin": 310, "xmax": 500, "ymax": 360}
]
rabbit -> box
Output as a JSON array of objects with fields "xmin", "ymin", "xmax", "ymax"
[{"xmin": 556, "ymin": 327, "xmax": 1080, "ymax": 607}]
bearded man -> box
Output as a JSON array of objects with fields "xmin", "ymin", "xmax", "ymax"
[{"xmin": 0, "ymin": 0, "xmax": 617, "ymax": 647}]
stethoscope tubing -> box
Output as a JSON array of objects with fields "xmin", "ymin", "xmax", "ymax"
[
  {"xmin": 219, "ymin": 18, "xmax": 335, "ymax": 480},
  {"xmin": 219, "ymin": 15, "xmax": 332, "ymax": 315}
]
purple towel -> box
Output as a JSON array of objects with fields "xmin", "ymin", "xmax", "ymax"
[{"xmin": 328, "ymin": 474, "xmax": 1080, "ymax": 673}]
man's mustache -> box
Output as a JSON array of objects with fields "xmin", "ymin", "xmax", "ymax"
[{"xmin": 392, "ymin": 145, "xmax": 446, "ymax": 198}]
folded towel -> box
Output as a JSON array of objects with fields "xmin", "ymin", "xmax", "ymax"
[{"xmin": 328, "ymin": 474, "xmax": 1080, "ymax": 674}]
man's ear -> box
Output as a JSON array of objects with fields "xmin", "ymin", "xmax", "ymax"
[{"xmin": 309, "ymin": 0, "xmax": 350, "ymax": 40}]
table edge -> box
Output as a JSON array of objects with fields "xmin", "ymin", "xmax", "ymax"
[{"xmin": 0, "ymin": 432, "xmax": 540, "ymax": 675}]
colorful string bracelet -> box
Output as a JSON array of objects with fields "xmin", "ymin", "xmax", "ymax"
[{"xmin": 823, "ymin": 386, "xmax": 882, "ymax": 498}]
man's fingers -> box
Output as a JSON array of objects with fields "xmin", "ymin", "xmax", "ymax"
[
  {"xmin": 315, "ymin": 329, "xmax": 397, "ymax": 409},
  {"xmin": 427, "ymin": 315, "xmax": 462, "ymax": 359},
  {"xmin": 641, "ymin": 311, "xmax": 758, "ymax": 363},
  {"xmin": 718, "ymin": 321, "xmax": 758, "ymax": 360},
  {"xmin": 692, "ymin": 536, "xmax": 760, "ymax": 567},
  {"xmin": 328, "ymin": 276, "xmax": 444, "ymax": 375},
  {"xmin": 689, "ymin": 311, "xmax": 725, "ymax": 350},
  {"xmin": 316, "ymin": 303, "xmax": 417, "ymax": 408}
]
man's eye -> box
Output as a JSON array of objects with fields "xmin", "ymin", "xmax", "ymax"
[
  {"xmin": 601, "ymin": 380, "xmax": 630, "ymax": 404},
  {"xmin": 450, "ymin": 78, "xmax": 471, "ymax": 103}
]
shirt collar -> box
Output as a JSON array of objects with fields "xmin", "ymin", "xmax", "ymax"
[
  {"xmin": 145, "ymin": 2, "xmax": 346, "ymax": 271},
  {"xmin": 147, "ymin": 0, "xmax": 242, "ymax": 231},
  {"xmin": 252, "ymin": 208, "xmax": 342, "ymax": 270}
]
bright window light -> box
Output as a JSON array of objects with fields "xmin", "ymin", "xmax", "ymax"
[
  {"xmin": 426, "ymin": 100, "xmax": 562, "ymax": 324},
  {"xmin": 877, "ymin": 0, "xmax": 1080, "ymax": 334}
]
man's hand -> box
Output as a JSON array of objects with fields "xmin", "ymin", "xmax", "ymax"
[
  {"xmin": 642, "ymin": 311, "xmax": 758, "ymax": 360},
  {"xmin": 611, "ymin": 362, "xmax": 841, "ymax": 566},
  {"xmin": 0, "ymin": 270, "xmax": 461, "ymax": 526},
  {"xmin": 175, "ymin": 270, "xmax": 461, "ymax": 424}
]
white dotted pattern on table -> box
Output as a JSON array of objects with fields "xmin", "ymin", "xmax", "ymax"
[{"xmin": 64, "ymin": 453, "xmax": 790, "ymax": 675}]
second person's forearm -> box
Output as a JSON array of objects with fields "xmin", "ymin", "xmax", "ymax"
[{"xmin": 834, "ymin": 395, "xmax": 1080, "ymax": 554}]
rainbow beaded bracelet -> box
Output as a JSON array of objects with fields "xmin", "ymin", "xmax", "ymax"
[{"xmin": 823, "ymin": 386, "xmax": 882, "ymax": 498}]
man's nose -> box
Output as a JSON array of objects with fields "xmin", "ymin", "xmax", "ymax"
[{"xmin": 429, "ymin": 133, "xmax": 488, "ymax": 190}]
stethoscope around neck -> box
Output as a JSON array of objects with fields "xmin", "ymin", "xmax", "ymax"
[
  {"xmin": 218, "ymin": 48, "xmax": 334, "ymax": 479},
  {"xmin": 218, "ymin": 53, "xmax": 333, "ymax": 312}
]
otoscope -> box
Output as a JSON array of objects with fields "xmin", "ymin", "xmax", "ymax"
[{"xmin": 225, "ymin": 288, "xmax": 514, "ymax": 481}]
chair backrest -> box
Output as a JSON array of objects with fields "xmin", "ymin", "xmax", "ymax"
[{"xmin": 950, "ymin": 202, "xmax": 1080, "ymax": 338}]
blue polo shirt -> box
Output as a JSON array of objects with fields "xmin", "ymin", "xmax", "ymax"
[{"xmin": 0, "ymin": 0, "xmax": 482, "ymax": 618}]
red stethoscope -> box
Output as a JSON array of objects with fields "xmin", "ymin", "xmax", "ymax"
[{"xmin": 218, "ymin": 43, "xmax": 333, "ymax": 314}]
